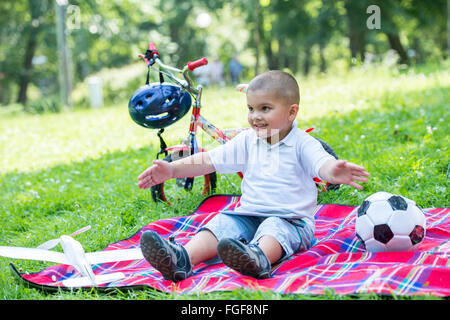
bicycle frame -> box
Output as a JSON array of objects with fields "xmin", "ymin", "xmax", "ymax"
[{"xmin": 140, "ymin": 43, "xmax": 246, "ymax": 157}]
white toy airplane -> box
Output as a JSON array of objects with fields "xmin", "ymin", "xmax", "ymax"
[
  {"xmin": 236, "ymin": 83, "xmax": 248, "ymax": 93},
  {"xmin": 0, "ymin": 226, "xmax": 144, "ymax": 287}
]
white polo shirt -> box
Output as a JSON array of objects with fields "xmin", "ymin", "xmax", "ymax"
[{"xmin": 208, "ymin": 121, "xmax": 334, "ymax": 225}]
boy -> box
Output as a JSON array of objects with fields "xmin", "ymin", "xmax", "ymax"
[{"xmin": 137, "ymin": 70, "xmax": 369, "ymax": 282}]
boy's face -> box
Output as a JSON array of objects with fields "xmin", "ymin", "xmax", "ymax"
[{"xmin": 246, "ymin": 89, "xmax": 299, "ymax": 144}]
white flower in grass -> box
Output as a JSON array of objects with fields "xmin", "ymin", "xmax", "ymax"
[{"xmin": 29, "ymin": 190, "xmax": 40, "ymax": 199}]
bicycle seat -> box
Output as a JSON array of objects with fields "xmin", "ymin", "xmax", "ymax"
[{"xmin": 129, "ymin": 83, "xmax": 191, "ymax": 129}]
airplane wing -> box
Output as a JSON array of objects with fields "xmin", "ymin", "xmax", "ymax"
[
  {"xmin": 0, "ymin": 245, "xmax": 144, "ymax": 266},
  {"xmin": 86, "ymin": 248, "xmax": 144, "ymax": 265},
  {"xmin": 1, "ymin": 236, "xmax": 145, "ymax": 288},
  {"xmin": 0, "ymin": 246, "xmax": 68, "ymax": 265},
  {"xmin": 61, "ymin": 272, "xmax": 126, "ymax": 288}
]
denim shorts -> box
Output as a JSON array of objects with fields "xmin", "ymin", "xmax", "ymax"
[{"xmin": 199, "ymin": 213, "xmax": 316, "ymax": 263}]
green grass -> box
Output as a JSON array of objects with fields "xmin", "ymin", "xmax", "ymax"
[{"xmin": 0, "ymin": 61, "xmax": 449, "ymax": 300}]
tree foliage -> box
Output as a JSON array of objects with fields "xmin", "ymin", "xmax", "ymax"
[{"xmin": 0, "ymin": 0, "xmax": 447, "ymax": 106}]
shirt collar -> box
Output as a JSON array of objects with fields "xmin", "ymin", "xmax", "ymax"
[{"xmin": 252, "ymin": 120, "xmax": 298, "ymax": 147}]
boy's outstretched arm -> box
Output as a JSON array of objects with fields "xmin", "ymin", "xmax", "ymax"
[
  {"xmin": 137, "ymin": 152, "xmax": 216, "ymax": 189},
  {"xmin": 319, "ymin": 159, "xmax": 370, "ymax": 190}
]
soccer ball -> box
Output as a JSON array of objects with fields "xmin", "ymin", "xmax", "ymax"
[{"xmin": 355, "ymin": 192, "xmax": 426, "ymax": 252}]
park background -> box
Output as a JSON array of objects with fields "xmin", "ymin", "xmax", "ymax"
[
  {"xmin": 0, "ymin": 0, "xmax": 449, "ymax": 299},
  {"xmin": 1, "ymin": 0, "xmax": 449, "ymax": 109}
]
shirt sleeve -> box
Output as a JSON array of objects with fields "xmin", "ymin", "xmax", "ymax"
[
  {"xmin": 208, "ymin": 130, "xmax": 248, "ymax": 174},
  {"xmin": 298, "ymin": 134, "xmax": 335, "ymax": 180}
]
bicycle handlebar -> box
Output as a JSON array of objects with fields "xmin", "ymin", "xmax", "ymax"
[
  {"xmin": 138, "ymin": 42, "xmax": 209, "ymax": 95},
  {"xmin": 187, "ymin": 57, "xmax": 208, "ymax": 71}
]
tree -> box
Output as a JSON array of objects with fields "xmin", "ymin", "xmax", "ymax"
[
  {"xmin": 0, "ymin": 0, "xmax": 53, "ymax": 105},
  {"xmin": 1, "ymin": 0, "xmax": 449, "ymax": 108},
  {"xmin": 16, "ymin": 1, "xmax": 54, "ymax": 105},
  {"xmin": 343, "ymin": 0, "xmax": 369, "ymax": 62}
]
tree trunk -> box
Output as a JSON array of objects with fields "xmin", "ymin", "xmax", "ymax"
[
  {"xmin": 254, "ymin": 2, "xmax": 262, "ymax": 75},
  {"xmin": 447, "ymin": 0, "xmax": 450, "ymax": 58},
  {"xmin": 411, "ymin": 37, "xmax": 422, "ymax": 62},
  {"xmin": 381, "ymin": 4, "xmax": 409, "ymax": 65},
  {"xmin": 278, "ymin": 38, "xmax": 285, "ymax": 69},
  {"xmin": 386, "ymin": 32, "xmax": 409, "ymax": 64},
  {"xmin": 303, "ymin": 46, "xmax": 311, "ymax": 75},
  {"xmin": 16, "ymin": 27, "xmax": 38, "ymax": 105},
  {"xmin": 17, "ymin": 0, "xmax": 43, "ymax": 105},
  {"xmin": 290, "ymin": 52, "xmax": 299, "ymax": 75},
  {"xmin": 265, "ymin": 40, "xmax": 278, "ymax": 70},
  {"xmin": 344, "ymin": 0, "xmax": 367, "ymax": 63},
  {"xmin": 348, "ymin": 30, "xmax": 366, "ymax": 61},
  {"xmin": 319, "ymin": 42, "xmax": 327, "ymax": 73},
  {"xmin": 286, "ymin": 48, "xmax": 298, "ymax": 75}
]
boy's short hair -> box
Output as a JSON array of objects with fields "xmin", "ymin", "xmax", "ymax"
[{"xmin": 247, "ymin": 70, "xmax": 300, "ymax": 105}]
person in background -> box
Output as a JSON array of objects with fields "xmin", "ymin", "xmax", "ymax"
[
  {"xmin": 229, "ymin": 54, "xmax": 243, "ymax": 84},
  {"xmin": 209, "ymin": 57, "xmax": 225, "ymax": 87}
]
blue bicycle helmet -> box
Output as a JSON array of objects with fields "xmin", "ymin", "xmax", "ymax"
[{"xmin": 128, "ymin": 83, "xmax": 192, "ymax": 129}]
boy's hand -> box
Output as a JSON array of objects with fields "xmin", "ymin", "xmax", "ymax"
[
  {"xmin": 320, "ymin": 159, "xmax": 370, "ymax": 190},
  {"xmin": 137, "ymin": 152, "xmax": 216, "ymax": 190},
  {"xmin": 138, "ymin": 160, "xmax": 174, "ymax": 189}
]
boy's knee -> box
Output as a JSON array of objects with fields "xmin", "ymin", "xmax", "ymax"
[
  {"xmin": 252, "ymin": 217, "xmax": 302, "ymax": 260},
  {"xmin": 199, "ymin": 214, "xmax": 253, "ymax": 243},
  {"xmin": 196, "ymin": 228, "xmax": 218, "ymax": 241}
]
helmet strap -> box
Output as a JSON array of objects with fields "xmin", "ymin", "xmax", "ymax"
[
  {"xmin": 144, "ymin": 67, "xmax": 165, "ymax": 85},
  {"xmin": 156, "ymin": 128, "xmax": 168, "ymax": 159},
  {"xmin": 159, "ymin": 69, "xmax": 165, "ymax": 84},
  {"xmin": 145, "ymin": 69, "xmax": 150, "ymax": 85}
]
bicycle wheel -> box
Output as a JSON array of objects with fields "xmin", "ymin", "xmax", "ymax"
[
  {"xmin": 150, "ymin": 151, "xmax": 217, "ymax": 204},
  {"xmin": 313, "ymin": 137, "xmax": 340, "ymax": 191}
]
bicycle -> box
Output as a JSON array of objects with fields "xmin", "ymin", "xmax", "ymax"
[{"xmin": 129, "ymin": 43, "xmax": 339, "ymax": 204}]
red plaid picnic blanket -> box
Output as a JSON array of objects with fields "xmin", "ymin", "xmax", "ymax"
[{"xmin": 11, "ymin": 195, "xmax": 450, "ymax": 296}]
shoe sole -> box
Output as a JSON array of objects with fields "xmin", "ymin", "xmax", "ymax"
[
  {"xmin": 140, "ymin": 231, "xmax": 187, "ymax": 282},
  {"xmin": 217, "ymin": 239, "xmax": 270, "ymax": 279}
]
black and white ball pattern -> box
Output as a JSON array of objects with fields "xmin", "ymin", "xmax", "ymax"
[{"xmin": 355, "ymin": 192, "xmax": 426, "ymax": 252}]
